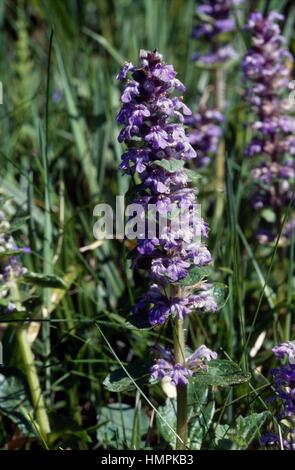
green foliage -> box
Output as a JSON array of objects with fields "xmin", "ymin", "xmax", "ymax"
[
  {"xmin": 214, "ymin": 412, "xmax": 270, "ymax": 450},
  {"xmin": 177, "ymin": 266, "xmax": 213, "ymax": 287},
  {"xmin": 158, "ymin": 383, "xmax": 214, "ymax": 449},
  {"xmin": 22, "ymin": 272, "xmax": 67, "ymax": 289},
  {"xmin": 153, "ymin": 159, "xmax": 185, "ymax": 172},
  {"xmin": 103, "ymin": 358, "xmax": 154, "ymax": 392},
  {"xmin": 0, "ymin": 369, "xmax": 35, "ymax": 437},
  {"xmin": 97, "ymin": 403, "xmax": 149, "ymax": 449},
  {"xmin": 193, "ymin": 360, "xmax": 251, "ymax": 387}
]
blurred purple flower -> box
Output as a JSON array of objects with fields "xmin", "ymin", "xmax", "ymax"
[
  {"xmin": 0, "ymin": 210, "xmax": 29, "ymax": 307},
  {"xmin": 261, "ymin": 340, "xmax": 295, "ymax": 450},
  {"xmin": 192, "ymin": 0, "xmax": 243, "ymax": 65},
  {"xmin": 242, "ymin": 12, "xmax": 295, "ymax": 242},
  {"xmin": 52, "ymin": 89, "xmax": 63, "ymax": 103},
  {"xmin": 185, "ymin": 107, "xmax": 224, "ymax": 167}
]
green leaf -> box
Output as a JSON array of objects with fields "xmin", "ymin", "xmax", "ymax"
[
  {"xmin": 22, "ymin": 272, "xmax": 67, "ymax": 289},
  {"xmin": 193, "ymin": 360, "xmax": 251, "ymax": 387},
  {"xmin": 184, "ymin": 169, "xmax": 203, "ymax": 185},
  {"xmin": 208, "ymin": 283, "xmax": 229, "ymax": 309},
  {"xmin": 189, "ymin": 401, "xmax": 215, "ymax": 450},
  {"xmin": 188, "ymin": 383, "xmax": 208, "ymax": 416},
  {"xmin": 158, "ymin": 398, "xmax": 177, "ymax": 446},
  {"xmin": 97, "ymin": 403, "xmax": 149, "ymax": 448},
  {"xmin": 215, "ymin": 412, "xmax": 270, "ymax": 450},
  {"xmin": 0, "ymin": 249, "xmax": 25, "ymax": 258},
  {"xmin": 213, "ymin": 424, "xmax": 232, "ymax": 450},
  {"xmin": 177, "ymin": 266, "xmax": 212, "ymax": 287},
  {"xmin": 153, "ymin": 159, "xmax": 184, "ymax": 173},
  {"xmin": 0, "ymin": 308, "xmax": 28, "ymax": 322},
  {"xmin": 232, "ymin": 413, "xmax": 270, "ymax": 449},
  {"xmin": 0, "ymin": 368, "xmax": 35, "ymax": 437},
  {"xmin": 158, "ymin": 382, "xmax": 210, "ymax": 448},
  {"xmin": 103, "ymin": 358, "xmax": 153, "ymax": 392}
]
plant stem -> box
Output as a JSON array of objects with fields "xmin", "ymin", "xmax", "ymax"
[
  {"xmin": 9, "ymin": 278, "xmax": 51, "ymax": 442},
  {"xmin": 214, "ymin": 67, "xmax": 225, "ymax": 228},
  {"xmin": 16, "ymin": 326, "xmax": 51, "ymax": 441},
  {"xmin": 173, "ymin": 316, "xmax": 187, "ymax": 450}
]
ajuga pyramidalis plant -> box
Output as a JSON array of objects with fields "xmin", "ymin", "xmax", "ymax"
[
  {"xmin": 185, "ymin": 107, "xmax": 224, "ymax": 168},
  {"xmin": 242, "ymin": 12, "xmax": 295, "ymax": 243},
  {"xmin": 116, "ymin": 50, "xmax": 219, "ymax": 449},
  {"xmin": 190, "ymin": 0, "xmax": 244, "ymax": 222},
  {"xmin": 192, "ymin": 0, "xmax": 243, "ymax": 66},
  {"xmin": 262, "ymin": 341, "xmax": 295, "ymax": 450},
  {"xmin": 0, "ymin": 205, "xmax": 51, "ymax": 442}
]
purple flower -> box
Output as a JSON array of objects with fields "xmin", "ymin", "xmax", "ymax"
[
  {"xmin": 242, "ymin": 12, "xmax": 295, "ymax": 242},
  {"xmin": 186, "ymin": 244, "xmax": 212, "ymax": 266},
  {"xmin": 0, "ymin": 209, "xmax": 29, "ymax": 308},
  {"xmin": 189, "ymin": 290, "xmax": 218, "ymax": 313},
  {"xmin": 121, "ymin": 80, "xmax": 140, "ymax": 103},
  {"xmin": 185, "ymin": 107, "xmax": 223, "ymax": 168},
  {"xmin": 150, "ymin": 345, "xmax": 217, "ymax": 386},
  {"xmin": 186, "ymin": 345, "xmax": 218, "ymax": 370},
  {"xmin": 192, "ymin": 0, "xmax": 243, "ymax": 65},
  {"xmin": 273, "ymin": 341, "xmax": 295, "ymax": 365},
  {"xmin": 116, "ymin": 62, "xmax": 135, "ymax": 81},
  {"xmin": 21, "ymin": 246, "xmax": 32, "ymax": 254},
  {"xmin": 261, "ymin": 341, "xmax": 295, "ymax": 449},
  {"xmin": 282, "ymin": 219, "xmax": 295, "ymax": 240},
  {"xmin": 52, "ymin": 89, "xmax": 63, "ymax": 103},
  {"xmin": 120, "ymin": 149, "xmax": 150, "ymax": 174},
  {"xmin": 151, "ymin": 359, "xmax": 192, "ymax": 386},
  {"xmin": 145, "ymin": 126, "xmax": 169, "ymax": 150},
  {"xmin": 117, "ymin": 51, "xmax": 217, "ymax": 312}
]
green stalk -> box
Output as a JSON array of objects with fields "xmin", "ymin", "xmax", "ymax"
[
  {"xmin": 9, "ymin": 278, "xmax": 51, "ymax": 442},
  {"xmin": 173, "ymin": 315, "xmax": 187, "ymax": 450},
  {"xmin": 213, "ymin": 67, "xmax": 225, "ymax": 228},
  {"xmin": 16, "ymin": 327, "xmax": 51, "ymax": 441}
]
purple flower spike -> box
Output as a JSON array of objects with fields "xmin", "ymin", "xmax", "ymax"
[
  {"xmin": 188, "ymin": 1, "xmax": 235, "ymax": 169},
  {"xmin": 261, "ymin": 340, "xmax": 295, "ymax": 450},
  {"xmin": 185, "ymin": 107, "xmax": 224, "ymax": 167},
  {"xmin": 117, "ymin": 50, "xmax": 217, "ymax": 328},
  {"xmin": 192, "ymin": 0, "xmax": 243, "ymax": 65},
  {"xmin": 242, "ymin": 12, "xmax": 295, "ymax": 242},
  {"xmin": 117, "ymin": 51, "xmax": 219, "ymax": 391}
]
